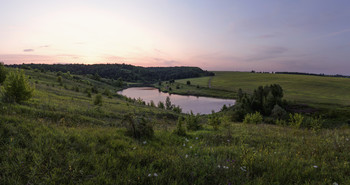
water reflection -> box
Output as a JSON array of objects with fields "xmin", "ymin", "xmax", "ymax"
[{"xmin": 118, "ymin": 87, "xmax": 235, "ymax": 114}]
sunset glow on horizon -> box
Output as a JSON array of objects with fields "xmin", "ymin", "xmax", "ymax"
[{"xmin": 1, "ymin": 0, "xmax": 350, "ymax": 74}]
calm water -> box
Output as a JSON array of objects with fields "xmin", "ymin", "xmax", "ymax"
[{"xmin": 118, "ymin": 87, "xmax": 235, "ymax": 114}]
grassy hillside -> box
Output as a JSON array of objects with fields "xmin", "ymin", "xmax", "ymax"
[
  {"xmin": 176, "ymin": 71, "xmax": 350, "ymax": 106},
  {"xmin": 1, "ymin": 68, "xmax": 350, "ymax": 184}
]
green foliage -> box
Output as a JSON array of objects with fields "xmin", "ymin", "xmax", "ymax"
[
  {"xmin": 103, "ymin": 88, "xmax": 111, "ymax": 97},
  {"xmin": 186, "ymin": 111, "xmax": 201, "ymax": 130},
  {"xmin": 150, "ymin": 100, "xmax": 155, "ymax": 107},
  {"xmin": 243, "ymin": 112, "xmax": 263, "ymax": 124},
  {"xmin": 165, "ymin": 96, "xmax": 173, "ymax": 110},
  {"xmin": 173, "ymin": 116, "xmax": 186, "ymax": 136},
  {"xmin": 116, "ymin": 77, "xmax": 123, "ymax": 87},
  {"xmin": 2, "ymin": 69, "xmax": 34, "ymax": 103},
  {"xmin": 0, "ymin": 62, "xmax": 7, "ymax": 84},
  {"xmin": 275, "ymin": 119, "xmax": 287, "ymax": 126},
  {"xmin": 157, "ymin": 101, "xmax": 165, "ymax": 109},
  {"xmin": 289, "ymin": 113, "xmax": 304, "ymax": 128},
  {"xmin": 122, "ymin": 113, "xmax": 154, "ymax": 139},
  {"xmin": 306, "ymin": 116, "xmax": 324, "ymax": 131},
  {"xmin": 93, "ymin": 94, "xmax": 103, "ymax": 106},
  {"xmin": 172, "ymin": 105, "xmax": 182, "ymax": 114},
  {"xmin": 271, "ymin": 104, "xmax": 287, "ymax": 119},
  {"xmin": 57, "ymin": 76, "xmax": 62, "ymax": 83},
  {"xmin": 208, "ymin": 111, "xmax": 221, "ymax": 130}
]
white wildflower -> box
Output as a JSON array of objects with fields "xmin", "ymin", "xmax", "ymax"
[
  {"xmin": 183, "ymin": 143, "xmax": 186, "ymax": 147},
  {"xmin": 218, "ymin": 165, "xmax": 221, "ymax": 168},
  {"xmin": 313, "ymin": 165, "xmax": 318, "ymax": 168},
  {"xmin": 196, "ymin": 137, "xmax": 198, "ymax": 140},
  {"xmin": 133, "ymin": 147, "xmax": 136, "ymax": 150},
  {"xmin": 240, "ymin": 166, "xmax": 247, "ymax": 172},
  {"xmin": 333, "ymin": 182, "xmax": 338, "ymax": 185},
  {"xmin": 154, "ymin": 173, "xmax": 158, "ymax": 177},
  {"xmin": 143, "ymin": 141, "xmax": 147, "ymax": 144},
  {"xmin": 148, "ymin": 173, "xmax": 152, "ymax": 177},
  {"xmin": 190, "ymin": 146, "xmax": 192, "ymax": 149},
  {"xmin": 185, "ymin": 154, "xmax": 188, "ymax": 158}
]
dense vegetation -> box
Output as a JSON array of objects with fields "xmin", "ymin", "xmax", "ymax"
[
  {"xmin": 1, "ymin": 66, "xmax": 350, "ymax": 184},
  {"xmin": 7, "ymin": 63, "xmax": 214, "ymax": 83}
]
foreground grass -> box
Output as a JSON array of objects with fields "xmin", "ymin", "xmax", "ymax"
[{"xmin": 1, "ymin": 116, "xmax": 350, "ymax": 184}]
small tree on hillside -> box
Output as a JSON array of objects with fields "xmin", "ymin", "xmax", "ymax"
[
  {"xmin": 94, "ymin": 94, "xmax": 103, "ymax": 106},
  {"xmin": 2, "ymin": 69, "xmax": 34, "ymax": 103},
  {"xmin": 0, "ymin": 62, "xmax": 7, "ymax": 84}
]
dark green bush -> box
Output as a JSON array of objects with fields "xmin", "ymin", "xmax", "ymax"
[
  {"xmin": 122, "ymin": 113, "xmax": 154, "ymax": 139},
  {"xmin": 173, "ymin": 116, "xmax": 186, "ymax": 136},
  {"xmin": 2, "ymin": 69, "xmax": 34, "ymax": 103},
  {"xmin": 93, "ymin": 94, "xmax": 103, "ymax": 106},
  {"xmin": 186, "ymin": 111, "xmax": 201, "ymax": 130}
]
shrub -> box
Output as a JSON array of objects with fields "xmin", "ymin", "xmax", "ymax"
[
  {"xmin": 208, "ymin": 111, "xmax": 221, "ymax": 130},
  {"xmin": 0, "ymin": 62, "xmax": 7, "ymax": 84},
  {"xmin": 288, "ymin": 113, "xmax": 304, "ymax": 128},
  {"xmin": 243, "ymin": 112, "xmax": 263, "ymax": 124},
  {"xmin": 57, "ymin": 76, "xmax": 62, "ymax": 83},
  {"xmin": 186, "ymin": 81, "xmax": 191, "ymax": 85},
  {"xmin": 271, "ymin": 104, "xmax": 287, "ymax": 119},
  {"xmin": 173, "ymin": 105, "xmax": 182, "ymax": 114},
  {"xmin": 2, "ymin": 69, "xmax": 34, "ymax": 103},
  {"xmin": 173, "ymin": 116, "xmax": 186, "ymax": 136},
  {"xmin": 186, "ymin": 111, "xmax": 201, "ymax": 130},
  {"xmin": 158, "ymin": 101, "xmax": 165, "ymax": 109},
  {"xmin": 122, "ymin": 113, "xmax": 154, "ymax": 139},
  {"xmin": 275, "ymin": 119, "xmax": 287, "ymax": 126},
  {"xmin": 307, "ymin": 116, "xmax": 323, "ymax": 131},
  {"xmin": 165, "ymin": 96, "xmax": 173, "ymax": 110},
  {"xmin": 93, "ymin": 94, "xmax": 103, "ymax": 106}
]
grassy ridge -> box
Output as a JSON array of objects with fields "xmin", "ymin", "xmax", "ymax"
[
  {"xmin": 177, "ymin": 71, "xmax": 350, "ymax": 106},
  {"xmin": 1, "ymin": 69, "xmax": 350, "ymax": 184}
]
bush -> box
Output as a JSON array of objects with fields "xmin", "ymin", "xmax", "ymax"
[
  {"xmin": 288, "ymin": 113, "xmax": 304, "ymax": 128},
  {"xmin": 157, "ymin": 101, "xmax": 165, "ymax": 109},
  {"xmin": 0, "ymin": 62, "xmax": 7, "ymax": 84},
  {"xmin": 186, "ymin": 111, "xmax": 201, "ymax": 130},
  {"xmin": 2, "ymin": 69, "xmax": 34, "ymax": 103},
  {"xmin": 186, "ymin": 81, "xmax": 191, "ymax": 85},
  {"xmin": 93, "ymin": 94, "xmax": 103, "ymax": 106},
  {"xmin": 271, "ymin": 104, "xmax": 287, "ymax": 119},
  {"xmin": 122, "ymin": 113, "xmax": 154, "ymax": 139},
  {"xmin": 275, "ymin": 119, "xmax": 287, "ymax": 126},
  {"xmin": 243, "ymin": 112, "xmax": 263, "ymax": 124},
  {"xmin": 173, "ymin": 116, "xmax": 186, "ymax": 136},
  {"xmin": 173, "ymin": 105, "xmax": 182, "ymax": 114},
  {"xmin": 306, "ymin": 116, "xmax": 323, "ymax": 131},
  {"xmin": 208, "ymin": 111, "xmax": 221, "ymax": 130}
]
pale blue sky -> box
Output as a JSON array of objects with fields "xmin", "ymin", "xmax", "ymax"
[{"xmin": 1, "ymin": 0, "xmax": 350, "ymax": 74}]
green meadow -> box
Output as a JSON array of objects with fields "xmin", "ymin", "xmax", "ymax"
[
  {"xmin": 1, "ymin": 68, "xmax": 350, "ymax": 184},
  {"xmin": 176, "ymin": 71, "xmax": 350, "ymax": 107}
]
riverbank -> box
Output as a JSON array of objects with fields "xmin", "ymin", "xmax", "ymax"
[{"xmin": 154, "ymin": 82, "xmax": 236, "ymax": 99}]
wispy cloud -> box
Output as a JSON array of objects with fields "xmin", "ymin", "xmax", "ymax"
[
  {"xmin": 39, "ymin": 45, "xmax": 50, "ymax": 48},
  {"xmin": 23, "ymin": 49, "xmax": 34, "ymax": 52}
]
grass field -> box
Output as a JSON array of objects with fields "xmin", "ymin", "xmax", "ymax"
[
  {"xmin": 1, "ymin": 68, "xmax": 350, "ymax": 184},
  {"xmin": 176, "ymin": 71, "xmax": 350, "ymax": 107}
]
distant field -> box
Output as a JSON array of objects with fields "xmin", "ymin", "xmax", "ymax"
[{"xmin": 177, "ymin": 71, "xmax": 350, "ymax": 106}]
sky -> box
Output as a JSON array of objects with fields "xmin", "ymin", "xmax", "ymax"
[{"xmin": 1, "ymin": 0, "xmax": 350, "ymax": 74}]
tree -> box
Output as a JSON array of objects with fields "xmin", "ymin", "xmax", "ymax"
[
  {"xmin": 186, "ymin": 80, "xmax": 191, "ymax": 85},
  {"xmin": 0, "ymin": 62, "xmax": 7, "ymax": 84},
  {"xmin": 2, "ymin": 69, "xmax": 34, "ymax": 103},
  {"xmin": 93, "ymin": 94, "xmax": 103, "ymax": 106},
  {"xmin": 165, "ymin": 96, "xmax": 173, "ymax": 110}
]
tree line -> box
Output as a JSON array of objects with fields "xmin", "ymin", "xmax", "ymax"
[{"xmin": 7, "ymin": 63, "xmax": 214, "ymax": 83}]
